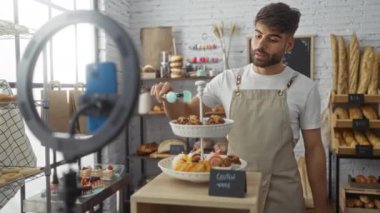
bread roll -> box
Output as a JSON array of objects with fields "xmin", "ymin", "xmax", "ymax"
[
  {"xmin": 337, "ymin": 36, "xmax": 348, "ymax": 94},
  {"xmin": 348, "ymin": 106, "xmax": 363, "ymax": 119},
  {"xmin": 334, "ymin": 107, "xmax": 349, "ymax": 119},
  {"xmin": 361, "ymin": 105, "xmax": 378, "ymax": 119},
  {"xmin": 368, "ymin": 51, "xmax": 379, "ymax": 95},
  {"xmin": 170, "ymin": 55, "xmax": 183, "ymax": 62},
  {"xmin": 330, "ymin": 34, "xmax": 339, "ymax": 94},
  {"xmin": 348, "ymin": 33, "xmax": 359, "ymax": 93},
  {"xmin": 357, "ymin": 46, "xmax": 374, "ymax": 94},
  {"xmin": 353, "ymin": 131, "xmax": 370, "ymax": 145}
]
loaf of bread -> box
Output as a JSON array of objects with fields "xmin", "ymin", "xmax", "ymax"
[
  {"xmin": 342, "ymin": 130, "xmax": 357, "ymax": 147},
  {"xmin": 348, "ymin": 33, "xmax": 359, "ymax": 93},
  {"xmin": 157, "ymin": 139, "xmax": 187, "ymax": 153},
  {"xmin": 368, "ymin": 51, "xmax": 379, "ymax": 95},
  {"xmin": 334, "ymin": 107, "xmax": 349, "ymax": 119},
  {"xmin": 337, "ymin": 36, "xmax": 348, "ymax": 94},
  {"xmin": 353, "ymin": 131, "xmax": 370, "ymax": 145},
  {"xmin": 348, "ymin": 106, "xmax": 363, "ymax": 119},
  {"xmin": 0, "ymin": 93, "xmax": 16, "ymax": 102},
  {"xmin": 357, "ymin": 46, "xmax": 374, "ymax": 94},
  {"xmin": 361, "ymin": 105, "xmax": 378, "ymax": 120},
  {"xmin": 330, "ymin": 34, "xmax": 339, "ymax": 94}
]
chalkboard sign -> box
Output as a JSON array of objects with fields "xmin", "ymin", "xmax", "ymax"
[
  {"xmin": 208, "ymin": 169, "xmax": 246, "ymax": 198},
  {"xmin": 247, "ymin": 35, "xmax": 315, "ymax": 79}
]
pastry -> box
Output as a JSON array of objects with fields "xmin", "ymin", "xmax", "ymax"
[
  {"xmin": 227, "ymin": 155, "xmax": 241, "ymax": 165},
  {"xmin": 361, "ymin": 105, "xmax": 377, "ymax": 120},
  {"xmin": 0, "ymin": 178, "xmax": 6, "ymax": 185},
  {"xmin": 337, "ymin": 36, "xmax": 348, "ymax": 94},
  {"xmin": 364, "ymin": 201, "xmax": 375, "ymax": 209},
  {"xmin": 2, "ymin": 167, "xmax": 21, "ymax": 174},
  {"xmin": 346, "ymin": 198, "xmax": 355, "ymax": 208},
  {"xmin": 188, "ymin": 115, "xmax": 201, "ymax": 125},
  {"xmin": 157, "ymin": 139, "xmax": 186, "ymax": 153},
  {"xmin": 359, "ymin": 195, "xmax": 370, "ymax": 204},
  {"xmin": 0, "ymin": 93, "xmax": 16, "ymax": 102},
  {"xmin": 91, "ymin": 165, "xmax": 103, "ymax": 177},
  {"xmin": 355, "ymin": 175, "xmax": 367, "ymax": 184},
  {"xmin": 358, "ymin": 46, "xmax": 374, "ymax": 94},
  {"xmin": 170, "ymin": 62, "xmax": 183, "ymax": 68},
  {"xmin": 333, "ymin": 107, "xmax": 349, "ymax": 119},
  {"xmin": 367, "ymin": 175, "xmax": 378, "ymax": 184},
  {"xmin": 211, "ymin": 105, "xmax": 225, "ymax": 113},
  {"xmin": 80, "ymin": 166, "xmax": 92, "ymax": 177},
  {"xmin": 206, "ymin": 114, "xmax": 225, "ymax": 124},
  {"xmin": 137, "ymin": 142, "xmax": 158, "ymax": 155},
  {"xmin": 192, "ymin": 138, "xmax": 214, "ymax": 152},
  {"xmin": 213, "ymin": 142, "xmax": 228, "ymax": 154},
  {"xmin": 348, "ymin": 106, "xmax": 363, "ymax": 119},
  {"xmin": 19, "ymin": 167, "xmax": 40, "ymax": 177},
  {"xmin": 170, "ymin": 55, "xmax": 183, "ymax": 62},
  {"xmin": 330, "ymin": 34, "xmax": 338, "ymax": 94},
  {"xmin": 348, "ymin": 33, "xmax": 359, "ymax": 93},
  {"xmin": 102, "ymin": 165, "xmax": 115, "ymax": 180},
  {"xmin": 152, "ymin": 104, "xmax": 163, "ymax": 112},
  {"xmin": 2, "ymin": 172, "xmax": 23, "ymax": 181},
  {"xmin": 172, "ymin": 153, "xmax": 211, "ymax": 172}
]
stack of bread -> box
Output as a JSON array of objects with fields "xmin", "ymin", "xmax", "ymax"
[
  {"xmin": 330, "ymin": 33, "xmax": 380, "ymax": 95},
  {"xmin": 334, "ymin": 129, "xmax": 380, "ymax": 148},
  {"xmin": 169, "ymin": 55, "xmax": 184, "ymax": 79}
]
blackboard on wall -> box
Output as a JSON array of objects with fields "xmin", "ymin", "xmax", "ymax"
[{"xmin": 247, "ymin": 35, "xmax": 315, "ymax": 79}]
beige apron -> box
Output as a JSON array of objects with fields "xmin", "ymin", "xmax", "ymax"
[{"xmin": 228, "ymin": 69, "xmax": 305, "ymax": 213}]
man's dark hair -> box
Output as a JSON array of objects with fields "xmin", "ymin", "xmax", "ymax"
[{"xmin": 255, "ymin": 2, "xmax": 301, "ymax": 35}]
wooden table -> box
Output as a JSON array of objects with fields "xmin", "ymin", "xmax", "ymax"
[{"xmin": 131, "ymin": 172, "xmax": 262, "ymax": 213}]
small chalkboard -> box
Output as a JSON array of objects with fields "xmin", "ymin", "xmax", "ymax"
[
  {"xmin": 247, "ymin": 35, "xmax": 315, "ymax": 79},
  {"xmin": 352, "ymin": 119, "xmax": 369, "ymax": 131},
  {"xmin": 348, "ymin": 94, "xmax": 364, "ymax": 105},
  {"xmin": 169, "ymin": 145, "xmax": 185, "ymax": 154},
  {"xmin": 208, "ymin": 169, "xmax": 246, "ymax": 198},
  {"xmin": 355, "ymin": 145, "xmax": 373, "ymax": 157}
]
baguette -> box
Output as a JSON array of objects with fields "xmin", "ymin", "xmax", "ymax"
[
  {"xmin": 337, "ymin": 36, "xmax": 348, "ymax": 94},
  {"xmin": 357, "ymin": 46, "xmax": 374, "ymax": 94},
  {"xmin": 353, "ymin": 131, "xmax": 370, "ymax": 145},
  {"xmin": 348, "ymin": 106, "xmax": 363, "ymax": 119},
  {"xmin": 333, "ymin": 107, "xmax": 349, "ymax": 119},
  {"xmin": 368, "ymin": 52, "xmax": 379, "ymax": 94},
  {"xmin": 330, "ymin": 34, "xmax": 339, "ymax": 94},
  {"xmin": 365, "ymin": 131, "xmax": 380, "ymax": 148},
  {"xmin": 342, "ymin": 130, "xmax": 357, "ymax": 147},
  {"xmin": 348, "ymin": 33, "xmax": 359, "ymax": 93},
  {"xmin": 361, "ymin": 105, "xmax": 378, "ymax": 120}
]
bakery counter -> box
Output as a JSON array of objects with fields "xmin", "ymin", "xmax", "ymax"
[{"xmin": 131, "ymin": 172, "xmax": 262, "ymax": 213}]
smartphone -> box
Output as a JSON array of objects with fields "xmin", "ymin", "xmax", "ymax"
[{"xmin": 85, "ymin": 62, "xmax": 117, "ymax": 132}]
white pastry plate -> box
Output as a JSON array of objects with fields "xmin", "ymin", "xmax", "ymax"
[
  {"xmin": 169, "ymin": 118, "xmax": 234, "ymax": 138},
  {"xmin": 158, "ymin": 156, "xmax": 247, "ymax": 183}
]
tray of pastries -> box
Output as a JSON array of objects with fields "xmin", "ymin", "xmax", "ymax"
[
  {"xmin": 169, "ymin": 114, "xmax": 234, "ymax": 138},
  {"xmin": 158, "ymin": 152, "xmax": 246, "ymax": 183}
]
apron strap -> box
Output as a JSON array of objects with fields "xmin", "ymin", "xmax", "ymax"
[
  {"xmin": 234, "ymin": 68, "xmax": 245, "ymax": 96},
  {"xmin": 278, "ymin": 72, "xmax": 298, "ymax": 96}
]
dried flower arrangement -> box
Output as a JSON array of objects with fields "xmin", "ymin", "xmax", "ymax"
[{"xmin": 212, "ymin": 22, "xmax": 237, "ymax": 70}]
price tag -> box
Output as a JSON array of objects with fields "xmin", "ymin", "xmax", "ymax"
[
  {"xmin": 352, "ymin": 119, "xmax": 369, "ymax": 131},
  {"xmin": 348, "ymin": 94, "xmax": 364, "ymax": 105},
  {"xmin": 208, "ymin": 169, "xmax": 246, "ymax": 198},
  {"xmin": 355, "ymin": 145, "xmax": 373, "ymax": 157},
  {"xmin": 169, "ymin": 145, "xmax": 185, "ymax": 154}
]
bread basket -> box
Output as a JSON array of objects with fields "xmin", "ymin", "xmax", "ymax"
[{"xmin": 169, "ymin": 118, "xmax": 234, "ymax": 138}]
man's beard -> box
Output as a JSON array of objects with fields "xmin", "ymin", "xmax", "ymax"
[{"xmin": 251, "ymin": 48, "xmax": 283, "ymax": 68}]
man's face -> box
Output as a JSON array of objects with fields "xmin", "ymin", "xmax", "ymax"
[{"xmin": 251, "ymin": 22, "xmax": 293, "ymax": 68}]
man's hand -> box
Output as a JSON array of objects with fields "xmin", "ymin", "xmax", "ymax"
[{"xmin": 150, "ymin": 81, "xmax": 173, "ymax": 103}]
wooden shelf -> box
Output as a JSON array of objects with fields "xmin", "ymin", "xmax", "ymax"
[
  {"xmin": 332, "ymin": 93, "xmax": 380, "ymax": 103},
  {"xmin": 333, "ymin": 119, "xmax": 380, "ymax": 128}
]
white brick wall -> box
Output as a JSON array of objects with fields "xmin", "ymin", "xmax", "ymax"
[{"xmin": 102, "ymin": 0, "xmax": 380, "ymax": 198}]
